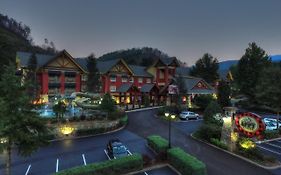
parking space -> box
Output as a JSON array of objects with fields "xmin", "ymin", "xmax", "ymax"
[
  {"xmin": 0, "ymin": 130, "xmax": 156, "ymax": 174},
  {"xmin": 256, "ymin": 139, "xmax": 281, "ymax": 161}
]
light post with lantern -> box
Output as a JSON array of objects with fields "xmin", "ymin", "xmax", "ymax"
[{"xmin": 165, "ymin": 112, "xmax": 176, "ymax": 148}]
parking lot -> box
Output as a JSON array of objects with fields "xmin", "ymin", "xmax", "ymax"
[
  {"xmin": 0, "ymin": 130, "xmax": 156, "ymax": 175},
  {"xmin": 256, "ymin": 139, "xmax": 281, "ymax": 161}
]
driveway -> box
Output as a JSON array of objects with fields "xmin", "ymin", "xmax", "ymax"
[{"xmin": 126, "ymin": 109, "xmax": 272, "ymax": 175}]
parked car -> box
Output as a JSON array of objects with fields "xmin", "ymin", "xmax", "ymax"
[
  {"xmin": 179, "ymin": 111, "xmax": 199, "ymax": 120},
  {"xmin": 264, "ymin": 121, "xmax": 278, "ymax": 131},
  {"xmin": 263, "ymin": 118, "xmax": 281, "ymax": 128},
  {"xmin": 106, "ymin": 139, "xmax": 129, "ymax": 159}
]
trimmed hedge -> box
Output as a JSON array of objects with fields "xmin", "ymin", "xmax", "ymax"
[
  {"xmin": 55, "ymin": 154, "xmax": 143, "ymax": 175},
  {"xmin": 167, "ymin": 147, "xmax": 206, "ymax": 175},
  {"xmin": 210, "ymin": 138, "xmax": 227, "ymax": 150},
  {"xmin": 147, "ymin": 135, "xmax": 169, "ymax": 153}
]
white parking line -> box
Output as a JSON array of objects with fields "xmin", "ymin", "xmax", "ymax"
[
  {"xmin": 144, "ymin": 171, "xmax": 148, "ymax": 175},
  {"xmin": 257, "ymin": 145, "xmax": 281, "ymax": 155},
  {"xmin": 127, "ymin": 150, "xmax": 132, "ymax": 155},
  {"xmin": 266, "ymin": 142, "xmax": 281, "ymax": 149},
  {"xmin": 104, "ymin": 149, "xmax": 111, "ymax": 160},
  {"xmin": 25, "ymin": 164, "xmax": 31, "ymax": 175},
  {"xmin": 82, "ymin": 154, "xmax": 87, "ymax": 166},
  {"xmin": 56, "ymin": 159, "xmax": 59, "ymax": 173}
]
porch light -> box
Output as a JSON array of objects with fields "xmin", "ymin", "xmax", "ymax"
[{"xmin": 0, "ymin": 138, "xmax": 7, "ymax": 144}]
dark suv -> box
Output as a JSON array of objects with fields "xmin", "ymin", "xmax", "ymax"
[{"xmin": 106, "ymin": 139, "xmax": 129, "ymax": 159}]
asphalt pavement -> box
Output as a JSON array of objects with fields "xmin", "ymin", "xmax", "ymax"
[{"xmin": 126, "ymin": 109, "xmax": 273, "ymax": 175}]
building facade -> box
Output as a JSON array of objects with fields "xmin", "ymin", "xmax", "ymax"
[{"xmin": 17, "ymin": 50, "xmax": 215, "ymax": 105}]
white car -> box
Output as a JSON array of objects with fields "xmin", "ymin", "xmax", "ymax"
[
  {"xmin": 263, "ymin": 118, "xmax": 281, "ymax": 128},
  {"xmin": 179, "ymin": 111, "xmax": 199, "ymax": 120},
  {"xmin": 264, "ymin": 122, "xmax": 278, "ymax": 130}
]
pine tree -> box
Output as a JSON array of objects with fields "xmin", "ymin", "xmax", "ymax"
[
  {"xmin": 189, "ymin": 53, "xmax": 219, "ymax": 84},
  {"xmin": 26, "ymin": 52, "xmax": 38, "ymax": 100},
  {"xmin": 237, "ymin": 42, "xmax": 271, "ymax": 101},
  {"xmin": 256, "ymin": 65, "xmax": 281, "ymax": 127},
  {"xmin": 0, "ymin": 64, "xmax": 49, "ymax": 175},
  {"xmin": 217, "ymin": 80, "xmax": 231, "ymax": 108},
  {"xmin": 87, "ymin": 54, "xmax": 100, "ymax": 93}
]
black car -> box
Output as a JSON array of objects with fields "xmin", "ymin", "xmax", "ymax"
[{"xmin": 106, "ymin": 139, "xmax": 129, "ymax": 159}]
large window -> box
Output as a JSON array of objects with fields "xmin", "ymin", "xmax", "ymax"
[
  {"xmin": 110, "ymin": 75, "xmax": 116, "ymax": 82},
  {"xmin": 110, "ymin": 86, "xmax": 116, "ymax": 92},
  {"xmin": 81, "ymin": 75, "xmax": 88, "ymax": 81}
]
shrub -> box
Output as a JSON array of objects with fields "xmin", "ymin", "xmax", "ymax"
[
  {"xmin": 167, "ymin": 147, "xmax": 206, "ymax": 175},
  {"xmin": 203, "ymin": 101, "xmax": 223, "ymax": 125},
  {"xmin": 56, "ymin": 154, "xmax": 143, "ymax": 175},
  {"xmin": 119, "ymin": 115, "xmax": 128, "ymax": 126},
  {"xmin": 263, "ymin": 130, "xmax": 279, "ymax": 140},
  {"xmin": 76, "ymin": 127, "xmax": 107, "ymax": 136},
  {"xmin": 109, "ymin": 110, "xmax": 126, "ymax": 120},
  {"xmin": 195, "ymin": 124, "xmax": 222, "ymax": 142},
  {"xmin": 147, "ymin": 135, "xmax": 169, "ymax": 154},
  {"xmin": 210, "ymin": 138, "xmax": 227, "ymax": 150}
]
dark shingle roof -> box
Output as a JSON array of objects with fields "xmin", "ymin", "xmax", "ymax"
[
  {"xmin": 140, "ymin": 84, "xmax": 155, "ymax": 92},
  {"xmin": 182, "ymin": 77, "xmax": 215, "ymax": 94},
  {"xmin": 128, "ymin": 65, "xmax": 152, "ymax": 77},
  {"xmin": 175, "ymin": 67, "xmax": 190, "ymax": 76},
  {"xmin": 116, "ymin": 83, "xmax": 133, "ymax": 92},
  {"xmin": 17, "ymin": 51, "xmax": 54, "ymax": 67}
]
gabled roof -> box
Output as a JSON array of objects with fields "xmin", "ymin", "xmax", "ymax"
[
  {"xmin": 116, "ymin": 83, "xmax": 140, "ymax": 93},
  {"xmin": 17, "ymin": 51, "xmax": 54, "ymax": 67},
  {"xmin": 140, "ymin": 84, "xmax": 158, "ymax": 93},
  {"xmin": 183, "ymin": 77, "xmax": 215, "ymax": 94},
  {"xmin": 128, "ymin": 65, "xmax": 153, "ymax": 77},
  {"xmin": 17, "ymin": 50, "xmax": 86, "ymax": 72}
]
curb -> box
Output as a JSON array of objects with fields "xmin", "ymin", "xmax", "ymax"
[
  {"xmin": 125, "ymin": 106, "xmax": 163, "ymax": 113},
  {"xmin": 190, "ymin": 133, "xmax": 281, "ymax": 170},
  {"xmin": 256, "ymin": 137, "xmax": 281, "ymax": 144},
  {"xmin": 124, "ymin": 163, "xmax": 169, "ymax": 175},
  {"xmin": 49, "ymin": 124, "xmax": 127, "ymax": 142}
]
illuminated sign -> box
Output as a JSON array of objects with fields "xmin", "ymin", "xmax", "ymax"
[{"xmin": 235, "ymin": 112, "xmax": 265, "ymax": 137}]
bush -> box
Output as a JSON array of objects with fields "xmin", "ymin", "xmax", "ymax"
[
  {"xmin": 263, "ymin": 130, "xmax": 279, "ymax": 140},
  {"xmin": 56, "ymin": 154, "xmax": 143, "ymax": 175},
  {"xmin": 147, "ymin": 135, "xmax": 169, "ymax": 154},
  {"xmin": 195, "ymin": 124, "xmax": 222, "ymax": 142},
  {"xmin": 167, "ymin": 147, "xmax": 206, "ymax": 175},
  {"xmin": 109, "ymin": 110, "xmax": 126, "ymax": 120},
  {"xmin": 210, "ymin": 138, "xmax": 227, "ymax": 150},
  {"xmin": 119, "ymin": 115, "xmax": 128, "ymax": 126},
  {"xmin": 76, "ymin": 127, "xmax": 107, "ymax": 136}
]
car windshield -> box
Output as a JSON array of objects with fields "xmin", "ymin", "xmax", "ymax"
[
  {"xmin": 112, "ymin": 143, "xmax": 127, "ymax": 155},
  {"xmin": 182, "ymin": 112, "xmax": 190, "ymax": 114}
]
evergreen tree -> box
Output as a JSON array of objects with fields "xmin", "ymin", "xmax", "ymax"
[
  {"xmin": 237, "ymin": 42, "xmax": 271, "ymax": 101},
  {"xmin": 217, "ymin": 80, "xmax": 231, "ymax": 108},
  {"xmin": 189, "ymin": 53, "xmax": 219, "ymax": 84},
  {"xmin": 86, "ymin": 54, "xmax": 100, "ymax": 93},
  {"xmin": 100, "ymin": 93, "xmax": 116, "ymax": 114},
  {"xmin": 53, "ymin": 100, "xmax": 66, "ymax": 122},
  {"xmin": 26, "ymin": 52, "xmax": 38, "ymax": 100},
  {"xmin": 0, "ymin": 64, "xmax": 49, "ymax": 175},
  {"xmin": 174, "ymin": 74, "xmax": 187, "ymax": 106},
  {"xmin": 256, "ymin": 65, "xmax": 281, "ymax": 127}
]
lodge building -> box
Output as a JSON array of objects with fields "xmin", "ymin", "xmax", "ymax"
[{"xmin": 16, "ymin": 50, "xmax": 215, "ymax": 105}]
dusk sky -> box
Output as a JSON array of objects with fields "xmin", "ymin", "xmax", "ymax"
[{"xmin": 1, "ymin": 0, "xmax": 281, "ymax": 65}]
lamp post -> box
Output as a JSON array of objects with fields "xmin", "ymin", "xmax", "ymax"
[{"xmin": 165, "ymin": 112, "xmax": 176, "ymax": 148}]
